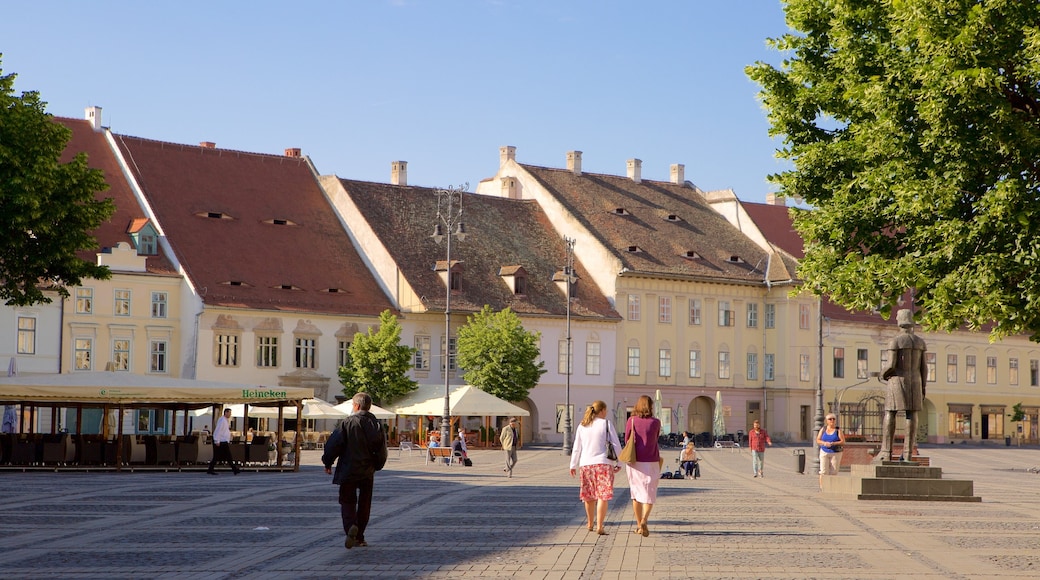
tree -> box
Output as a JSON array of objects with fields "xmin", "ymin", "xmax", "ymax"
[
  {"xmin": 456, "ymin": 305, "xmax": 545, "ymax": 402},
  {"xmin": 338, "ymin": 310, "xmax": 417, "ymax": 406},
  {"xmin": 747, "ymin": 2, "xmax": 1040, "ymax": 340},
  {"xmin": 0, "ymin": 57, "xmax": 115, "ymax": 306}
]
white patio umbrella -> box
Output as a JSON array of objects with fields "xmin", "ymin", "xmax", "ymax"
[{"xmin": 712, "ymin": 390, "xmax": 727, "ymax": 443}]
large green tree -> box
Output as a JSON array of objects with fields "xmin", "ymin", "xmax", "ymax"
[
  {"xmin": 456, "ymin": 305, "xmax": 545, "ymax": 402},
  {"xmin": 338, "ymin": 310, "xmax": 417, "ymax": 406},
  {"xmin": 747, "ymin": 1, "xmax": 1040, "ymax": 340},
  {"xmin": 0, "ymin": 57, "xmax": 114, "ymax": 306}
]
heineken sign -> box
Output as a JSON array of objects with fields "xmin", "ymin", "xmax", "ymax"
[{"xmin": 243, "ymin": 389, "xmax": 289, "ymax": 398}]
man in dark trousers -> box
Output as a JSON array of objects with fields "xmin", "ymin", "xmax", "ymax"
[
  {"xmin": 207, "ymin": 408, "xmax": 239, "ymax": 475},
  {"xmin": 322, "ymin": 392, "xmax": 388, "ymax": 549}
]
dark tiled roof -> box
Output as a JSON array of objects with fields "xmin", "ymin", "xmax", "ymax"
[
  {"xmin": 55, "ymin": 117, "xmax": 177, "ymax": 275},
  {"xmin": 742, "ymin": 201, "xmax": 805, "ymax": 259},
  {"xmin": 111, "ymin": 135, "xmax": 394, "ymax": 316},
  {"xmin": 521, "ymin": 166, "xmax": 777, "ymax": 284},
  {"xmin": 334, "ymin": 179, "xmax": 620, "ymax": 320}
]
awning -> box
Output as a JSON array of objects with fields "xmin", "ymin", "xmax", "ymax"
[{"xmin": 389, "ymin": 384, "xmax": 529, "ymax": 417}]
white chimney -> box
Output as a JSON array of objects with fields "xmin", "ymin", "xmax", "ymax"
[
  {"xmin": 500, "ymin": 145, "xmax": 516, "ymax": 168},
  {"xmin": 626, "ymin": 159, "xmax": 642, "ymax": 183},
  {"xmin": 670, "ymin": 163, "xmax": 685, "ymax": 185},
  {"xmin": 391, "ymin": 161, "xmax": 408, "ymax": 186},
  {"xmin": 85, "ymin": 106, "xmax": 103, "ymax": 132},
  {"xmin": 501, "ymin": 176, "xmax": 519, "ymax": 199},
  {"xmin": 766, "ymin": 193, "xmax": 787, "ymax": 206},
  {"xmin": 567, "ymin": 151, "xmax": 583, "ymax": 175}
]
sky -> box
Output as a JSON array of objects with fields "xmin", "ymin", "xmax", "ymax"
[{"xmin": 4, "ymin": 0, "xmax": 793, "ymax": 203}]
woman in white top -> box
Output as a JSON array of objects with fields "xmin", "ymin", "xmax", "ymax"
[{"xmin": 569, "ymin": 400, "xmax": 622, "ymax": 535}]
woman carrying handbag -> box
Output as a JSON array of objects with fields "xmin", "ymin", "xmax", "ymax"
[
  {"xmin": 569, "ymin": 400, "xmax": 622, "ymax": 535},
  {"xmin": 624, "ymin": 395, "xmax": 661, "ymax": 537}
]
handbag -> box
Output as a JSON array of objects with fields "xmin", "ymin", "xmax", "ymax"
[
  {"xmin": 605, "ymin": 422, "xmax": 618, "ymax": 461},
  {"xmin": 830, "ymin": 444, "xmax": 843, "ymax": 453},
  {"xmin": 619, "ymin": 427, "xmax": 638, "ymax": 464}
]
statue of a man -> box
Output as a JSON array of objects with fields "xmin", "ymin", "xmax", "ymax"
[{"xmin": 876, "ymin": 308, "xmax": 927, "ymax": 462}]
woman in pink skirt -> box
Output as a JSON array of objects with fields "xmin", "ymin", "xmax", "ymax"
[
  {"xmin": 569, "ymin": 400, "xmax": 622, "ymax": 535},
  {"xmin": 625, "ymin": 395, "xmax": 661, "ymax": 537}
]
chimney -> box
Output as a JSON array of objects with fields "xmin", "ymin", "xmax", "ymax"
[
  {"xmin": 501, "ymin": 176, "xmax": 519, "ymax": 199},
  {"xmin": 626, "ymin": 159, "xmax": 642, "ymax": 183},
  {"xmin": 85, "ymin": 106, "xmax": 103, "ymax": 132},
  {"xmin": 566, "ymin": 151, "xmax": 583, "ymax": 175},
  {"xmin": 391, "ymin": 160, "xmax": 408, "ymax": 186},
  {"xmin": 284, "ymin": 147, "xmax": 301, "ymax": 158},
  {"xmin": 200, "ymin": 142, "xmax": 216, "ymax": 149},
  {"xmin": 765, "ymin": 193, "xmax": 787, "ymax": 206},
  {"xmin": 500, "ymin": 145, "xmax": 516, "ymax": 168},
  {"xmin": 670, "ymin": 163, "xmax": 685, "ymax": 185}
]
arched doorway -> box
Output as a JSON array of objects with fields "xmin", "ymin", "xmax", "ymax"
[{"xmin": 687, "ymin": 396, "xmax": 714, "ymax": 437}]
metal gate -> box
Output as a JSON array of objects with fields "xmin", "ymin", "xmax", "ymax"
[{"xmin": 838, "ymin": 394, "xmax": 886, "ymax": 442}]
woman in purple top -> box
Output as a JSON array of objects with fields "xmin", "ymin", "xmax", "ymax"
[{"xmin": 624, "ymin": 395, "xmax": 661, "ymax": 537}]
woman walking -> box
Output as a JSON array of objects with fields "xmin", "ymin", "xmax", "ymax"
[
  {"xmin": 816, "ymin": 413, "xmax": 846, "ymax": 489},
  {"xmin": 625, "ymin": 395, "xmax": 661, "ymax": 537},
  {"xmin": 569, "ymin": 401, "xmax": 622, "ymax": 535}
]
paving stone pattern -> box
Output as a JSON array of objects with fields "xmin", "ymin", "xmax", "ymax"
[{"xmin": 0, "ymin": 445, "xmax": 1038, "ymax": 578}]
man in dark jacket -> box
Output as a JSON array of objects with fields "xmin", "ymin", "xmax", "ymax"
[{"xmin": 322, "ymin": 392, "xmax": 388, "ymax": 549}]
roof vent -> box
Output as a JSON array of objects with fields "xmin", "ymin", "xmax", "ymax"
[
  {"xmin": 727, "ymin": 255, "xmax": 745, "ymax": 263},
  {"xmin": 627, "ymin": 245, "xmax": 642, "ymax": 253},
  {"xmin": 666, "ymin": 214, "xmax": 681, "ymax": 222},
  {"xmin": 613, "ymin": 207, "xmax": 630, "ymax": 215},
  {"xmin": 263, "ymin": 218, "xmax": 298, "ymax": 226},
  {"xmin": 197, "ymin": 211, "xmax": 233, "ymax": 220},
  {"xmin": 284, "ymin": 147, "xmax": 302, "ymax": 158},
  {"xmin": 685, "ymin": 250, "xmax": 702, "ymax": 259},
  {"xmin": 200, "ymin": 141, "xmax": 216, "ymax": 149}
]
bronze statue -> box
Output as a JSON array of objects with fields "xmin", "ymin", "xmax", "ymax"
[{"xmin": 876, "ymin": 308, "xmax": 927, "ymax": 462}]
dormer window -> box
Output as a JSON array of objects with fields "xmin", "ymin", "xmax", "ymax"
[
  {"xmin": 499, "ymin": 265, "xmax": 528, "ymax": 295},
  {"xmin": 684, "ymin": 250, "xmax": 702, "ymax": 259},
  {"xmin": 627, "ymin": 245, "xmax": 642, "ymax": 253},
  {"xmin": 666, "ymin": 214, "xmax": 681, "ymax": 222},
  {"xmin": 613, "ymin": 207, "xmax": 630, "ymax": 215},
  {"xmin": 263, "ymin": 218, "xmax": 299, "ymax": 226},
  {"xmin": 727, "ymin": 255, "xmax": 745, "ymax": 264},
  {"xmin": 223, "ymin": 280, "xmax": 252, "ymax": 287},
  {"xmin": 126, "ymin": 219, "xmax": 159, "ymax": 256},
  {"xmin": 196, "ymin": 211, "xmax": 234, "ymax": 220},
  {"xmin": 276, "ymin": 284, "xmax": 299, "ymax": 291},
  {"xmin": 435, "ymin": 260, "xmax": 464, "ymax": 292}
]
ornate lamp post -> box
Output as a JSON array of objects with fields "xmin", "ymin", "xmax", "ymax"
[
  {"xmin": 561, "ymin": 236, "xmax": 577, "ymax": 455},
  {"xmin": 432, "ymin": 185, "xmax": 467, "ymax": 447},
  {"xmin": 813, "ymin": 303, "xmax": 825, "ymax": 475}
]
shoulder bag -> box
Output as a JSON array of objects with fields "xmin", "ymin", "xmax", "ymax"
[
  {"xmin": 619, "ymin": 419, "xmax": 638, "ymax": 464},
  {"xmin": 604, "ymin": 421, "xmax": 618, "ymax": 461}
]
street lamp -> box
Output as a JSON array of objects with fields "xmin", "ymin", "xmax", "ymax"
[
  {"xmin": 433, "ymin": 184, "xmax": 467, "ymax": 447},
  {"xmin": 560, "ymin": 236, "xmax": 577, "ymax": 455}
]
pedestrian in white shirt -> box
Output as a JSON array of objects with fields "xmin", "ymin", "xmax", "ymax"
[{"xmin": 569, "ymin": 400, "xmax": 621, "ymax": 536}]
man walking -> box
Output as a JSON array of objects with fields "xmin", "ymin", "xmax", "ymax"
[
  {"xmin": 748, "ymin": 419, "xmax": 772, "ymax": 478},
  {"xmin": 207, "ymin": 408, "xmax": 239, "ymax": 475},
  {"xmin": 322, "ymin": 392, "xmax": 388, "ymax": 549},
  {"xmin": 500, "ymin": 417, "xmax": 520, "ymax": 478}
]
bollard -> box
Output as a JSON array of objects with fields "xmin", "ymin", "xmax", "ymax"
[{"xmin": 793, "ymin": 449, "xmax": 806, "ymax": 474}]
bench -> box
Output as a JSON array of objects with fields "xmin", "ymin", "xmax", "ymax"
[
  {"xmin": 426, "ymin": 446, "xmax": 462, "ymax": 466},
  {"xmin": 714, "ymin": 440, "xmax": 740, "ymax": 452}
]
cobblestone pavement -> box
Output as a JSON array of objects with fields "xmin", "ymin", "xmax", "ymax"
[{"xmin": 0, "ymin": 444, "xmax": 1038, "ymax": 579}]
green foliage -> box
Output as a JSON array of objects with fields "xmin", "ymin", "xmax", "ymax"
[
  {"xmin": 338, "ymin": 310, "xmax": 417, "ymax": 406},
  {"xmin": 747, "ymin": 2, "xmax": 1040, "ymax": 340},
  {"xmin": 1011, "ymin": 403, "xmax": 1025, "ymax": 422},
  {"xmin": 0, "ymin": 57, "xmax": 115, "ymax": 306},
  {"xmin": 456, "ymin": 305, "xmax": 545, "ymax": 402}
]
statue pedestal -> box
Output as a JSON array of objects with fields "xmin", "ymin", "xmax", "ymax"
[{"xmin": 822, "ymin": 460, "xmax": 981, "ymax": 502}]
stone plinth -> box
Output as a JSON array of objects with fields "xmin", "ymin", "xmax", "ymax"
[{"xmin": 822, "ymin": 460, "xmax": 980, "ymax": 502}]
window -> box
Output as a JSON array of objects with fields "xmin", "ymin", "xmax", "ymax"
[
  {"xmin": 113, "ymin": 339, "xmax": 130, "ymax": 371},
  {"xmin": 257, "ymin": 336, "xmax": 279, "ymax": 368},
  {"xmin": 558, "ymin": 340, "xmax": 573, "ymax": 375},
  {"xmin": 880, "ymin": 349, "xmax": 890, "ymax": 374},
  {"xmin": 76, "ymin": 288, "xmax": 93, "ymax": 314},
  {"xmin": 799, "ymin": 354, "xmax": 810, "ymax": 382},
  {"xmin": 925, "ymin": 352, "xmax": 936, "ymax": 382},
  {"xmin": 338, "ymin": 340, "xmax": 351, "ymax": 368},
  {"xmin": 966, "ymin": 355, "xmax": 976, "ymax": 383},
  {"xmin": 440, "ymin": 337, "xmax": 457, "ymax": 372},
  {"xmin": 74, "ymin": 338, "xmax": 93, "ymax": 370},
  {"xmin": 764, "ymin": 353, "xmax": 775, "ymax": 381},
  {"xmin": 151, "ymin": 292, "xmax": 168, "ymax": 318},
  {"xmin": 987, "ymin": 356, "xmax": 997, "ymax": 384},
  {"xmin": 1031, "ymin": 360, "xmax": 1039, "ymax": 387},
  {"xmin": 799, "ymin": 304, "xmax": 811, "ymax": 329},
  {"xmin": 150, "ymin": 340, "xmax": 168, "ymax": 373},
  {"xmin": 138, "ymin": 233, "xmax": 157, "ymax": 255},
  {"xmin": 1010, "ymin": 358, "xmax": 1019, "ymax": 386},
  {"xmin": 114, "ymin": 289, "xmax": 131, "ymax": 316},
  {"xmin": 689, "ymin": 350, "xmax": 701, "ymax": 378},
  {"xmin": 215, "ymin": 333, "xmax": 239, "ymax": 367},
  {"xmin": 689, "ymin": 298, "xmax": 701, "ymax": 325},
  {"xmin": 627, "ymin": 347, "xmax": 640, "ymax": 376},
  {"xmin": 586, "ymin": 342, "xmax": 600, "ymax": 375},
  {"xmin": 718, "ymin": 301, "xmax": 734, "ymax": 327},
  {"xmin": 746, "ymin": 303, "xmax": 758, "ymax": 328},
  {"xmin": 295, "ymin": 337, "xmax": 316, "ymax": 369},
  {"xmin": 16, "ymin": 317, "xmax": 35, "ymax": 354},
  {"xmin": 747, "ymin": 352, "xmax": 758, "ymax": 380},
  {"xmin": 856, "ymin": 349, "xmax": 868, "ymax": 379},
  {"xmin": 414, "ymin": 336, "xmax": 430, "ymax": 371},
  {"xmin": 659, "ymin": 349, "xmax": 671, "ymax": 377},
  {"xmin": 947, "ymin": 354, "xmax": 958, "ymax": 383},
  {"xmin": 659, "ymin": 296, "xmax": 672, "ymax": 323},
  {"xmin": 949, "ymin": 406, "xmax": 972, "ymax": 438},
  {"xmin": 627, "ymin": 295, "xmax": 641, "ymax": 321},
  {"xmin": 718, "ymin": 351, "xmax": 731, "ymax": 379},
  {"xmin": 832, "ymin": 348, "xmax": 844, "ymax": 379},
  {"xmin": 449, "ymin": 271, "xmax": 462, "ymax": 291},
  {"xmin": 764, "ymin": 304, "xmax": 775, "ymax": 329}
]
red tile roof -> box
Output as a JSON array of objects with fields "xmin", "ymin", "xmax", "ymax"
[
  {"xmin": 111, "ymin": 135, "xmax": 394, "ymax": 316},
  {"xmin": 333, "ymin": 179, "xmax": 620, "ymax": 321}
]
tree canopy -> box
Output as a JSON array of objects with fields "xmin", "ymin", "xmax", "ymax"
[
  {"xmin": 0, "ymin": 57, "xmax": 114, "ymax": 306},
  {"xmin": 456, "ymin": 305, "xmax": 545, "ymax": 403},
  {"xmin": 338, "ymin": 310, "xmax": 417, "ymax": 406},
  {"xmin": 747, "ymin": 1, "xmax": 1040, "ymax": 340}
]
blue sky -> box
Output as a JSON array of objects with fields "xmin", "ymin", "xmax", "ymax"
[{"xmin": 4, "ymin": 1, "xmax": 792, "ymax": 203}]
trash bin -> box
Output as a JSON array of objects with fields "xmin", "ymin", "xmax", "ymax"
[
  {"xmin": 793, "ymin": 449, "xmax": 806, "ymax": 474},
  {"xmin": 1006, "ymin": 436, "xmax": 1011, "ymax": 447}
]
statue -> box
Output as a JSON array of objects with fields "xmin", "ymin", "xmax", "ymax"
[{"xmin": 876, "ymin": 308, "xmax": 927, "ymax": 463}]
